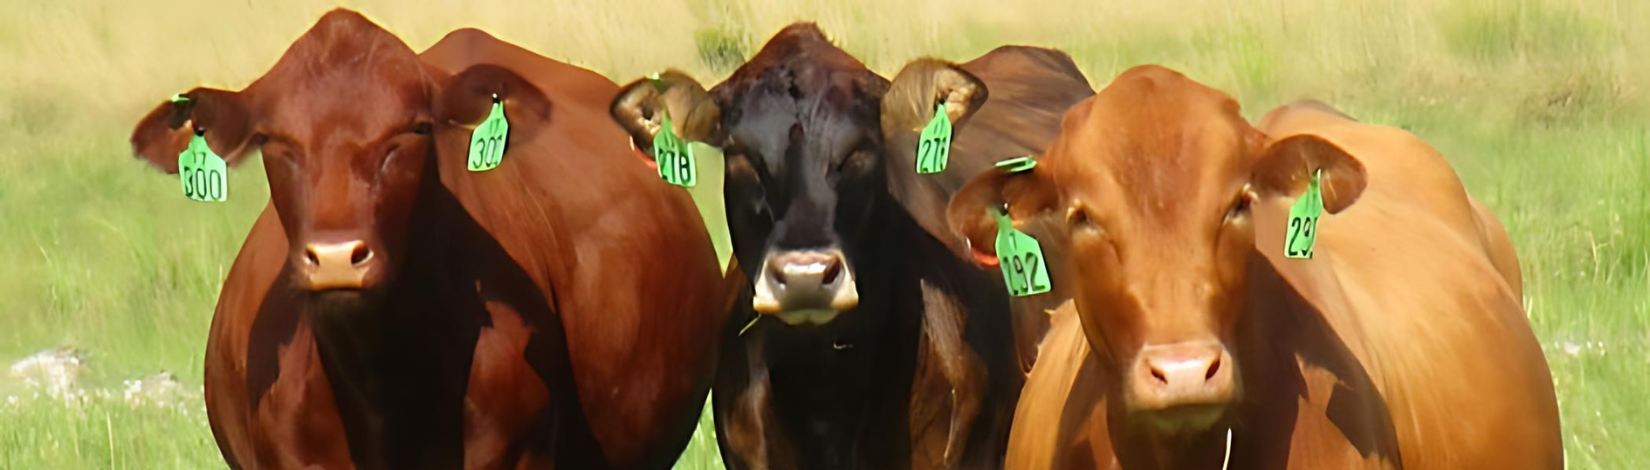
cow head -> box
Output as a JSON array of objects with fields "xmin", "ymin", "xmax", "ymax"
[
  {"xmin": 949, "ymin": 66, "xmax": 1368, "ymax": 439},
  {"xmin": 130, "ymin": 10, "xmax": 547, "ymax": 312},
  {"xmin": 611, "ymin": 24, "xmax": 986, "ymax": 326}
]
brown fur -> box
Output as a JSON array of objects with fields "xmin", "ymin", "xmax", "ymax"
[
  {"xmin": 950, "ymin": 66, "xmax": 1559, "ymax": 469},
  {"xmin": 131, "ymin": 10, "xmax": 735, "ymax": 469}
]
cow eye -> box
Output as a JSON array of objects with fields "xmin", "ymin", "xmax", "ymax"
[
  {"xmin": 1067, "ymin": 204, "xmax": 1101, "ymax": 232},
  {"xmin": 838, "ymin": 149, "xmax": 875, "ymax": 177},
  {"xmin": 1224, "ymin": 190, "xmax": 1253, "ymax": 223},
  {"xmin": 411, "ymin": 121, "xmax": 434, "ymax": 135}
]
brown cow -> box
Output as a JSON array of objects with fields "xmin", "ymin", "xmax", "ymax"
[
  {"xmin": 608, "ymin": 24, "xmax": 1090, "ymax": 470},
  {"xmin": 130, "ymin": 10, "xmax": 732, "ymax": 469},
  {"xmin": 950, "ymin": 65, "xmax": 1561, "ymax": 469}
]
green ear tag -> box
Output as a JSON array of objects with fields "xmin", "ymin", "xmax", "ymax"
[
  {"xmin": 467, "ymin": 95, "xmax": 509, "ymax": 172},
  {"xmin": 994, "ymin": 209, "xmax": 1051, "ymax": 296},
  {"xmin": 177, "ymin": 132, "xmax": 228, "ymax": 202},
  {"xmin": 653, "ymin": 113, "xmax": 697, "ymax": 187},
  {"xmin": 995, "ymin": 156, "xmax": 1037, "ymax": 173},
  {"xmin": 915, "ymin": 104, "xmax": 952, "ymax": 174},
  {"xmin": 1284, "ymin": 169, "xmax": 1324, "ymax": 259}
]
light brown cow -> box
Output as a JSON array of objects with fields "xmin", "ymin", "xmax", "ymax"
[{"xmin": 950, "ymin": 65, "xmax": 1560, "ymax": 469}]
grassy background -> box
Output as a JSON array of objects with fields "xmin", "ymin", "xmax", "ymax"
[{"xmin": 1, "ymin": 0, "xmax": 1645, "ymax": 468}]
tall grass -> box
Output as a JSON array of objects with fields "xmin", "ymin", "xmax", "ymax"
[{"xmin": 1, "ymin": 0, "xmax": 1644, "ymax": 468}]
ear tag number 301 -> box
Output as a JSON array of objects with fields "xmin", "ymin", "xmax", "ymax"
[
  {"xmin": 178, "ymin": 131, "xmax": 228, "ymax": 202},
  {"xmin": 1284, "ymin": 169, "xmax": 1324, "ymax": 259},
  {"xmin": 653, "ymin": 113, "xmax": 697, "ymax": 187},
  {"xmin": 994, "ymin": 209, "xmax": 1051, "ymax": 296},
  {"xmin": 915, "ymin": 104, "xmax": 952, "ymax": 174},
  {"xmin": 468, "ymin": 95, "xmax": 509, "ymax": 172}
]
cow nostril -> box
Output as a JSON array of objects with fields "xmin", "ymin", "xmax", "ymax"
[
  {"xmin": 1205, "ymin": 356, "xmax": 1221, "ymax": 381},
  {"xmin": 820, "ymin": 257, "xmax": 843, "ymax": 284},
  {"xmin": 1149, "ymin": 365, "xmax": 1168, "ymax": 385},
  {"xmin": 768, "ymin": 261, "xmax": 787, "ymax": 286},
  {"xmin": 350, "ymin": 244, "xmax": 372, "ymax": 266},
  {"xmin": 304, "ymin": 247, "xmax": 321, "ymax": 266}
]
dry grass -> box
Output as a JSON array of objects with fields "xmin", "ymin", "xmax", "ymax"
[{"xmin": 0, "ymin": 0, "xmax": 1644, "ymax": 468}]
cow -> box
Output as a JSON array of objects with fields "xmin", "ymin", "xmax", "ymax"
[
  {"xmin": 608, "ymin": 24, "xmax": 1090, "ymax": 469},
  {"xmin": 948, "ymin": 65, "xmax": 1561, "ymax": 469},
  {"xmin": 128, "ymin": 10, "xmax": 735, "ymax": 469}
]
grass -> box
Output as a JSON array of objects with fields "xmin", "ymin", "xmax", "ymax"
[{"xmin": 1, "ymin": 0, "xmax": 1645, "ymax": 468}]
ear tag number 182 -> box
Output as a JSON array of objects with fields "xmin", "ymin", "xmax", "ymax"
[
  {"xmin": 994, "ymin": 209, "xmax": 1051, "ymax": 296},
  {"xmin": 915, "ymin": 103, "xmax": 952, "ymax": 174},
  {"xmin": 1284, "ymin": 169, "xmax": 1324, "ymax": 259},
  {"xmin": 653, "ymin": 113, "xmax": 697, "ymax": 187},
  {"xmin": 178, "ymin": 131, "xmax": 228, "ymax": 202},
  {"xmin": 468, "ymin": 95, "xmax": 509, "ymax": 172}
]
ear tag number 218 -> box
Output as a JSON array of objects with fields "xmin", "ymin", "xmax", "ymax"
[
  {"xmin": 653, "ymin": 113, "xmax": 697, "ymax": 187},
  {"xmin": 994, "ymin": 209, "xmax": 1051, "ymax": 297}
]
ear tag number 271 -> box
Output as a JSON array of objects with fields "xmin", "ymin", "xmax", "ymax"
[
  {"xmin": 1284, "ymin": 169, "xmax": 1324, "ymax": 259},
  {"xmin": 915, "ymin": 104, "xmax": 951, "ymax": 174},
  {"xmin": 994, "ymin": 209, "xmax": 1051, "ymax": 297},
  {"xmin": 468, "ymin": 95, "xmax": 509, "ymax": 172}
]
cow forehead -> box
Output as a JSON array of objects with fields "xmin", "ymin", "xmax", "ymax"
[
  {"xmin": 248, "ymin": 10, "xmax": 430, "ymax": 146},
  {"xmin": 1050, "ymin": 66, "xmax": 1252, "ymax": 224}
]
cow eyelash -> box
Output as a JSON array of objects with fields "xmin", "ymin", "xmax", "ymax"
[
  {"xmin": 411, "ymin": 122, "xmax": 434, "ymax": 135},
  {"xmin": 1224, "ymin": 190, "xmax": 1252, "ymax": 222},
  {"xmin": 1066, "ymin": 205, "xmax": 1100, "ymax": 231}
]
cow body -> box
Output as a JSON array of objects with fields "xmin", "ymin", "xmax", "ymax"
[
  {"xmin": 609, "ymin": 24, "xmax": 1090, "ymax": 470},
  {"xmin": 134, "ymin": 11, "xmax": 732, "ymax": 469},
  {"xmin": 951, "ymin": 66, "xmax": 1560, "ymax": 469}
]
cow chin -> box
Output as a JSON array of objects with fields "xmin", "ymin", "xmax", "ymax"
[{"xmin": 305, "ymin": 288, "xmax": 387, "ymax": 318}]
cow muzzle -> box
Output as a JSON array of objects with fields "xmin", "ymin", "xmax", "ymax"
[
  {"xmin": 751, "ymin": 249, "xmax": 858, "ymax": 325},
  {"xmin": 1125, "ymin": 340, "xmax": 1237, "ymax": 433},
  {"xmin": 300, "ymin": 240, "xmax": 376, "ymax": 291}
]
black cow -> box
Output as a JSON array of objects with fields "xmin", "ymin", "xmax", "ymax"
[{"xmin": 610, "ymin": 23, "xmax": 1091, "ymax": 469}]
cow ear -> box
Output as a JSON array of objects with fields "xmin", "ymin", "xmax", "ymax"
[
  {"xmin": 436, "ymin": 63, "xmax": 552, "ymax": 143},
  {"xmin": 882, "ymin": 59, "xmax": 988, "ymax": 136},
  {"xmin": 946, "ymin": 162, "xmax": 1057, "ymax": 267},
  {"xmin": 611, "ymin": 71, "xmax": 723, "ymax": 156},
  {"xmin": 129, "ymin": 88, "xmax": 255, "ymax": 174},
  {"xmin": 1252, "ymin": 134, "xmax": 1367, "ymax": 214}
]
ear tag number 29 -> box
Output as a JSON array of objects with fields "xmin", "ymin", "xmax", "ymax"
[
  {"xmin": 468, "ymin": 95, "xmax": 509, "ymax": 172},
  {"xmin": 915, "ymin": 104, "xmax": 952, "ymax": 174},
  {"xmin": 653, "ymin": 113, "xmax": 697, "ymax": 187},
  {"xmin": 1284, "ymin": 169, "xmax": 1324, "ymax": 259},
  {"xmin": 177, "ymin": 131, "xmax": 228, "ymax": 202},
  {"xmin": 994, "ymin": 209, "xmax": 1051, "ymax": 297}
]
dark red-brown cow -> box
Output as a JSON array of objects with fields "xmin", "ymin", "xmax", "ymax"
[
  {"xmin": 608, "ymin": 24, "xmax": 1091, "ymax": 470},
  {"xmin": 129, "ymin": 10, "xmax": 735, "ymax": 469},
  {"xmin": 949, "ymin": 66, "xmax": 1561, "ymax": 469}
]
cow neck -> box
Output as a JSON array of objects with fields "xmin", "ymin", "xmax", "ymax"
[
  {"xmin": 307, "ymin": 154, "xmax": 481, "ymax": 470},
  {"xmin": 755, "ymin": 193, "xmax": 924, "ymax": 467},
  {"xmin": 1101, "ymin": 250, "xmax": 1402, "ymax": 470}
]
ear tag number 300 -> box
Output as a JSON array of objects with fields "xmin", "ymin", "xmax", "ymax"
[
  {"xmin": 178, "ymin": 131, "xmax": 228, "ymax": 202},
  {"xmin": 653, "ymin": 113, "xmax": 697, "ymax": 187},
  {"xmin": 1284, "ymin": 169, "xmax": 1324, "ymax": 259},
  {"xmin": 994, "ymin": 209, "xmax": 1051, "ymax": 297},
  {"xmin": 468, "ymin": 95, "xmax": 509, "ymax": 172},
  {"xmin": 915, "ymin": 103, "xmax": 952, "ymax": 174}
]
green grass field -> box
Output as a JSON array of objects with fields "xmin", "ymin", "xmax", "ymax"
[{"xmin": 2, "ymin": 0, "xmax": 1645, "ymax": 468}]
